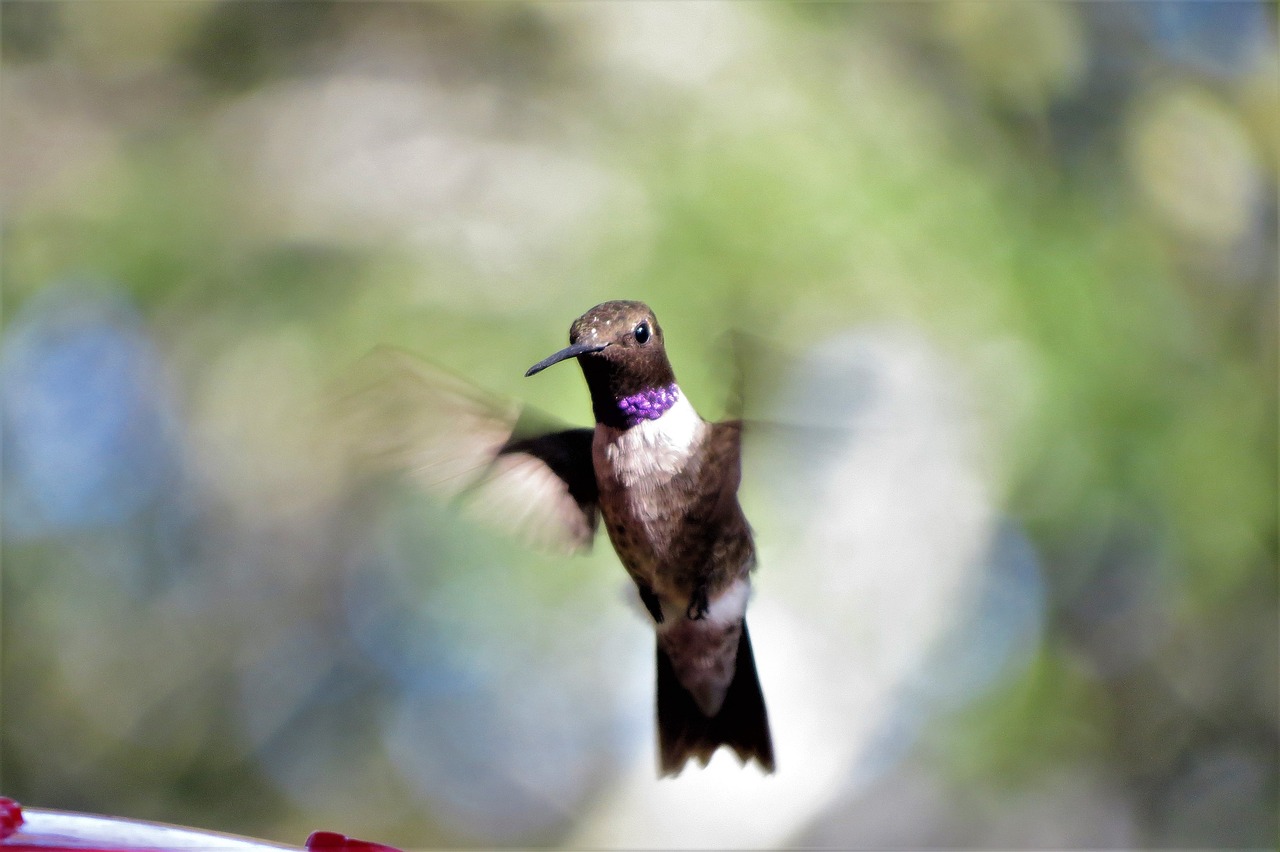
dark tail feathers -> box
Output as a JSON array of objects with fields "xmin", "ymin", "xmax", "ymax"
[{"xmin": 656, "ymin": 619, "xmax": 774, "ymax": 776}]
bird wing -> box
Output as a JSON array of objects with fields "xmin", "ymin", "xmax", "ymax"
[
  {"xmin": 335, "ymin": 346, "xmax": 598, "ymax": 553},
  {"xmin": 699, "ymin": 418, "xmax": 756, "ymax": 574}
]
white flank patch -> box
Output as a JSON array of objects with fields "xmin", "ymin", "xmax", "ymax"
[
  {"xmin": 705, "ymin": 575, "xmax": 751, "ymax": 625},
  {"xmin": 656, "ymin": 576, "xmax": 750, "ymax": 632}
]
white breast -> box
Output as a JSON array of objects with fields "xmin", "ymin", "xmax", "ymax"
[{"xmin": 595, "ymin": 389, "xmax": 705, "ymax": 488}]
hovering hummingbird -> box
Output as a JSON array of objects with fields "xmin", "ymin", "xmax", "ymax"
[
  {"xmin": 522, "ymin": 300, "xmax": 773, "ymax": 775},
  {"xmin": 346, "ymin": 300, "xmax": 773, "ymax": 776}
]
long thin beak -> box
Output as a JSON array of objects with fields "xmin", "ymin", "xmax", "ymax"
[{"xmin": 525, "ymin": 342, "xmax": 608, "ymax": 377}]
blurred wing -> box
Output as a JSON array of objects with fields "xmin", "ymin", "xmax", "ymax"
[
  {"xmin": 336, "ymin": 346, "xmax": 598, "ymax": 553},
  {"xmin": 475, "ymin": 426, "xmax": 599, "ymax": 552},
  {"xmin": 704, "ymin": 418, "xmax": 755, "ymax": 561},
  {"xmin": 719, "ymin": 329, "xmax": 790, "ymax": 424}
]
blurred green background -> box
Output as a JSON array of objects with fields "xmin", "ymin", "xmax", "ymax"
[{"xmin": 1, "ymin": 1, "xmax": 1276, "ymax": 848}]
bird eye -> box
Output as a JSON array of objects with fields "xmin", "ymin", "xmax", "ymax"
[{"xmin": 633, "ymin": 322, "xmax": 650, "ymax": 344}]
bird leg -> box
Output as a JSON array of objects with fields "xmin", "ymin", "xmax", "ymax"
[{"xmin": 685, "ymin": 583, "xmax": 710, "ymax": 621}]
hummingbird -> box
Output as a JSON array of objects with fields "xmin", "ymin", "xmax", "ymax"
[
  {"xmin": 344, "ymin": 300, "xmax": 773, "ymax": 776},
  {"xmin": 522, "ymin": 300, "xmax": 774, "ymax": 775}
]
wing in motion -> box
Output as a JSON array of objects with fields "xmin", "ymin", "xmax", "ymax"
[{"xmin": 336, "ymin": 346, "xmax": 599, "ymax": 553}]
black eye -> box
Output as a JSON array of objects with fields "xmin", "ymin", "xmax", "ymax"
[{"xmin": 634, "ymin": 322, "xmax": 651, "ymax": 344}]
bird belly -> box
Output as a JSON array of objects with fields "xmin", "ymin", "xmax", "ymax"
[
  {"xmin": 597, "ymin": 473, "xmax": 682, "ymax": 599},
  {"xmin": 593, "ymin": 411, "xmax": 704, "ymax": 602}
]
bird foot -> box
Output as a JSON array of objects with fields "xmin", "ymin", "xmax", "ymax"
[{"xmin": 686, "ymin": 586, "xmax": 709, "ymax": 621}]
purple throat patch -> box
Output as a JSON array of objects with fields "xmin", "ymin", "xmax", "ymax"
[{"xmin": 617, "ymin": 384, "xmax": 679, "ymax": 426}]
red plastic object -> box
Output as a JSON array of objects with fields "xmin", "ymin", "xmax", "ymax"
[
  {"xmin": 304, "ymin": 832, "xmax": 401, "ymax": 852},
  {"xmin": 0, "ymin": 800, "xmax": 24, "ymax": 840}
]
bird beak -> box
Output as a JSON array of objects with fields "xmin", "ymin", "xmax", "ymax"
[{"xmin": 525, "ymin": 342, "xmax": 608, "ymax": 377}]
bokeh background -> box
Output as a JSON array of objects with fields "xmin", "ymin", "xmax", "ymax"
[{"xmin": 2, "ymin": 2, "xmax": 1276, "ymax": 848}]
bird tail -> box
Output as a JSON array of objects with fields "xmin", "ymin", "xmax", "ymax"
[{"xmin": 656, "ymin": 619, "xmax": 774, "ymax": 776}]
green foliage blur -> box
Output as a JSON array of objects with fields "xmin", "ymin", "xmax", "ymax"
[{"xmin": 2, "ymin": 2, "xmax": 1275, "ymax": 848}]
